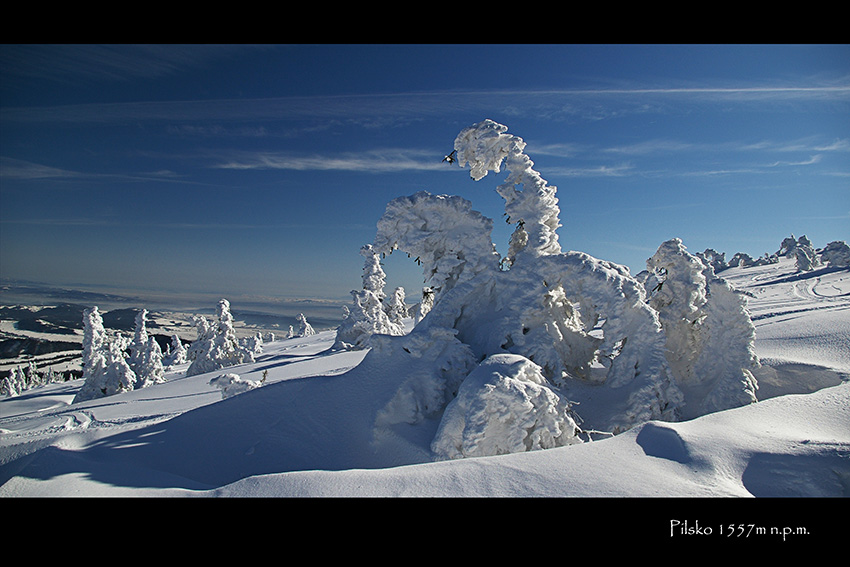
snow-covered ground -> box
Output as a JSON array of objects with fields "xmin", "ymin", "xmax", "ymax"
[{"xmin": 1, "ymin": 255, "xmax": 847, "ymax": 507}]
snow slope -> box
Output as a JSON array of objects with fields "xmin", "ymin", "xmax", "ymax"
[{"xmin": 1, "ymin": 257, "xmax": 848, "ymax": 508}]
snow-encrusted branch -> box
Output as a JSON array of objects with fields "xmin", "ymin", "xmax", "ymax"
[{"xmin": 454, "ymin": 119, "xmax": 562, "ymax": 261}]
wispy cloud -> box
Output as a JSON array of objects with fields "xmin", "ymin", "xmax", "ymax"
[
  {"xmin": 0, "ymin": 157, "xmax": 206, "ymax": 185},
  {"xmin": 3, "ymin": 83, "xmax": 847, "ymax": 126},
  {"xmin": 211, "ymin": 149, "xmax": 450, "ymax": 173},
  {"xmin": 0, "ymin": 157, "xmax": 85, "ymax": 180}
]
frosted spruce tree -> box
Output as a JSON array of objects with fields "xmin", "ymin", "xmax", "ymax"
[
  {"xmin": 334, "ymin": 244, "xmax": 405, "ymax": 349},
  {"xmin": 296, "ymin": 313, "xmax": 316, "ymax": 338},
  {"xmin": 646, "ymin": 238, "xmax": 759, "ymax": 419},
  {"xmin": 164, "ymin": 334, "xmax": 187, "ymax": 366},
  {"xmin": 135, "ymin": 337, "xmax": 165, "ymax": 388},
  {"xmin": 127, "ymin": 309, "xmax": 165, "ymax": 388},
  {"xmin": 74, "ymin": 307, "xmax": 137, "ymax": 403},
  {"xmin": 128, "ymin": 309, "xmax": 149, "ymax": 371},
  {"xmin": 186, "ymin": 299, "xmax": 253, "ymax": 376}
]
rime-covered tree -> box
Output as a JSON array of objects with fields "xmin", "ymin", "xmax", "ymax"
[
  {"xmin": 128, "ymin": 309, "xmax": 149, "ymax": 371},
  {"xmin": 74, "ymin": 321, "xmax": 137, "ymax": 404},
  {"xmin": 296, "ymin": 313, "xmax": 316, "ymax": 338},
  {"xmin": 646, "ymin": 238, "xmax": 759, "ymax": 419},
  {"xmin": 431, "ymin": 354, "xmax": 582, "ymax": 459},
  {"xmin": 164, "ymin": 334, "xmax": 187, "ymax": 366},
  {"xmin": 186, "ymin": 299, "xmax": 252, "ymax": 376},
  {"xmin": 821, "ymin": 240, "xmax": 850, "ymax": 268},
  {"xmin": 334, "ymin": 244, "xmax": 404, "ymax": 349},
  {"xmin": 367, "ymin": 119, "xmax": 683, "ymax": 438},
  {"xmin": 135, "ymin": 337, "xmax": 165, "ymax": 388},
  {"xmin": 186, "ymin": 315, "xmax": 212, "ymax": 362},
  {"xmin": 386, "ymin": 286, "xmax": 408, "ymax": 328},
  {"xmin": 794, "ymin": 235, "xmax": 819, "ymax": 272}
]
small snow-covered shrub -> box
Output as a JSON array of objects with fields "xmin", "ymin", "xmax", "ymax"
[
  {"xmin": 209, "ymin": 373, "xmax": 264, "ymax": 399},
  {"xmin": 431, "ymin": 354, "xmax": 582, "ymax": 459}
]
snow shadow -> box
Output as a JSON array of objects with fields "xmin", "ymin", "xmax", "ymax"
[
  {"xmin": 742, "ymin": 450, "xmax": 850, "ymax": 497},
  {"xmin": 635, "ymin": 422, "xmax": 691, "ymax": 464}
]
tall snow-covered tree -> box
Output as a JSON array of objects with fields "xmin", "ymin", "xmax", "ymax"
[
  {"xmin": 646, "ymin": 238, "xmax": 759, "ymax": 419},
  {"xmin": 74, "ymin": 317, "xmax": 137, "ymax": 404},
  {"xmin": 128, "ymin": 309, "xmax": 149, "ymax": 371},
  {"xmin": 386, "ymin": 286, "xmax": 408, "ymax": 328},
  {"xmin": 135, "ymin": 337, "xmax": 165, "ymax": 388},
  {"xmin": 334, "ymin": 244, "xmax": 404, "ymax": 350}
]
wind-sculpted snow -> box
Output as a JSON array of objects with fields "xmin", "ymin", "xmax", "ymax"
[{"xmin": 431, "ymin": 354, "xmax": 581, "ymax": 459}]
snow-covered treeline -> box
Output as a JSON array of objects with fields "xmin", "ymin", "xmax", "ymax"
[
  {"xmin": 14, "ymin": 298, "xmax": 316, "ymax": 402},
  {"xmin": 697, "ymin": 234, "xmax": 849, "ymax": 273}
]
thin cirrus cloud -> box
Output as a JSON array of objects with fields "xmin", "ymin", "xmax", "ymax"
[
  {"xmin": 211, "ymin": 149, "xmax": 449, "ymax": 173},
  {"xmin": 2, "ymin": 82, "xmax": 848, "ymax": 125},
  {"xmin": 0, "ymin": 157, "xmax": 196, "ymax": 184}
]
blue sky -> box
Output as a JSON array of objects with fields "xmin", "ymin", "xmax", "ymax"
[{"xmin": 1, "ymin": 44, "xmax": 848, "ymax": 314}]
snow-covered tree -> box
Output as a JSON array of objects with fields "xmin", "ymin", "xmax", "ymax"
[
  {"xmin": 414, "ymin": 287, "xmax": 435, "ymax": 325},
  {"xmin": 296, "ymin": 313, "xmax": 316, "ymax": 338},
  {"xmin": 334, "ymin": 244, "xmax": 404, "ymax": 350},
  {"xmin": 240, "ymin": 333, "xmax": 264, "ymax": 358},
  {"xmin": 386, "ymin": 287, "xmax": 408, "ymax": 327},
  {"xmin": 365, "ymin": 120, "xmax": 684, "ymax": 440},
  {"xmin": 128, "ymin": 309, "xmax": 149, "ymax": 371},
  {"xmin": 821, "ymin": 240, "xmax": 850, "ymax": 268},
  {"xmin": 794, "ymin": 236, "xmax": 820, "ymax": 272},
  {"xmin": 646, "ymin": 238, "xmax": 759, "ymax": 419},
  {"xmin": 74, "ymin": 326, "xmax": 137, "ymax": 403},
  {"xmin": 186, "ymin": 316, "xmax": 211, "ymax": 362},
  {"xmin": 135, "ymin": 337, "xmax": 165, "ymax": 388},
  {"xmin": 454, "ymin": 119, "xmax": 561, "ymax": 263},
  {"xmin": 777, "ymin": 234, "xmax": 819, "ymax": 271},
  {"xmin": 81, "ymin": 306, "xmax": 106, "ymax": 372},
  {"xmin": 164, "ymin": 334, "xmax": 187, "ymax": 366},
  {"xmin": 186, "ymin": 299, "xmax": 252, "ymax": 377},
  {"xmin": 696, "ymin": 248, "xmax": 728, "ymax": 273},
  {"xmin": 1, "ymin": 367, "xmax": 25, "ymax": 398},
  {"xmin": 126, "ymin": 309, "xmax": 166, "ymax": 388}
]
